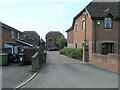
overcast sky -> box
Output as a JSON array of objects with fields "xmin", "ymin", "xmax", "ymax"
[{"xmin": 0, "ymin": 0, "xmax": 95, "ymax": 40}]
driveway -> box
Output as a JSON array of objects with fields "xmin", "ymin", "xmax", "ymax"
[
  {"xmin": 2, "ymin": 63, "xmax": 32, "ymax": 89},
  {"xmin": 22, "ymin": 51, "xmax": 118, "ymax": 88}
]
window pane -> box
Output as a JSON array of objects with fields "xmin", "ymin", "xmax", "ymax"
[
  {"xmin": 109, "ymin": 20, "xmax": 112, "ymax": 28},
  {"xmin": 49, "ymin": 39, "xmax": 52, "ymax": 41},
  {"xmin": 82, "ymin": 21, "xmax": 85, "ymax": 30},
  {"xmin": 104, "ymin": 18, "xmax": 107, "ymax": 28},
  {"xmin": 11, "ymin": 30, "xmax": 14, "ymax": 38},
  {"xmin": 104, "ymin": 18, "xmax": 112, "ymax": 29},
  {"xmin": 75, "ymin": 25, "xmax": 78, "ymax": 32},
  {"xmin": 77, "ymin": 25, "xmax": 78, "ymax": 31},
  {"xmin": 17, "ymin": 33, "xmax": 20, "ymax": 39},
  {"xmin": 108, "ymin": 18, "xmax": 112, "ymax": 28}
]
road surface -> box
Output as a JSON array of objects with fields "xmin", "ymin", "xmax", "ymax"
[
  {"xmin": 2, "ymin": 64, "xmax": 31, "ymax": 88},
  {"xmin": 22, "ymin": 51, "xmax": 118, "ymax": 88}
]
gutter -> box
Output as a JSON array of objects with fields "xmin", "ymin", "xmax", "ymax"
[{"xmin": 16, "ymin": 39, "xmax": 33, "ymax": 47}]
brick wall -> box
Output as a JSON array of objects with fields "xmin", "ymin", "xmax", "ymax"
[
  {"xmin": 2, "ymin": 28, "xmax": 15, "ymax": 48},
  {"xmin": 2, "ymin": 27, "xmax": 20, "ymax": 48},
  {"xmin": 31, "ymin": 52, "xmax": 40, "ymax": 72},
  {"xmin": 67, "ymin": 30, "xmax": 74, "ymax": 43},
  {"xmin": 74, "ymin": 14, "xmax": 92, "ymax": 45},
  {"xmin": 46, "ymin": 31, "xmax": 63, "ymax": 49},
  {"xmin": 31, "ymin": 49, "xmax": 46, "ymax": 72},
  {"xmin": 91, "ymin": 53, "xmax": 120, "ymax": 72},
  {"xmin": 24, "ymin": 48, "xmax": 39, "ymax": 65},
  {"xmin": 92, "ymin": 20, "xmax": 118, "ymax": 41}
]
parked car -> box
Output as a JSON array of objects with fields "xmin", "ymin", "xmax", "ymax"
[{"xmin": 48, "ymin": 47, "xmax": 59, "ymax": 51}]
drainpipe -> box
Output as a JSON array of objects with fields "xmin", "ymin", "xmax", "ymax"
[
  {"xmin": 82, "ymin": 11, "xmax": 87, "ymax": 63},
  {"xmin": 83, "ymin": 11, "xmax": 87, "ymax": 46},
  {"xmin": 94, "ymin": 20, "xmax": 97, "ymax": 53},
  {"xmin": 85, "ymin": 12, "xmax": 87, "ymax": 45}
]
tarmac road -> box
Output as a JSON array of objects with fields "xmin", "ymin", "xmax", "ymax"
[
  {"xmin": 22, "ymin": 51, "xmax": 118, "ymax": 88},
  {"xmin": 2, "ymin": 63, "xmax": 31, "ymax": 89}
]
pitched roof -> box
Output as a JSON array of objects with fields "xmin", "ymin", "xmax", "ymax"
[
  {"xmin": 87, "ymin": 2, "xmax": 119, "ymax": 18},
  {"xmin": 23, "ymin": 31, "xmax": 40, "ymax": 39},
  {"xmin": 66, "ymin": 26, "xmax": 73, "ymax": 32},
  {"xmin": 46, "ymin": 31, "xmax": 63, "ymax": 36},
  {"xmin": 46, "ymin": 31, "xmax": 63, "ymax": 39},
  {"xmin": 0, "ymin": 22, "xmax": 22, "ymax": 33},
  {"xmin": 47, "ymin": 31, "xmax": 62, "ymax": 34},
  {"xmin": 66, "ymin": 2, "xmax": 119, "ymax": 32}
]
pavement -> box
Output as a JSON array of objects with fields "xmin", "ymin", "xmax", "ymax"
[
  {"xmin": 21, "ymin": 51, "xmax": 119, "ymax": 88},
  {"xmin": 2, "ymin": 63, "xmax": 32, "ymax": 89}
]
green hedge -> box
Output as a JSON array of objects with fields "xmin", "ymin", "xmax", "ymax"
[{"xmin": 59, "ymin": 48, "xmax": 83, "ymax": 60}]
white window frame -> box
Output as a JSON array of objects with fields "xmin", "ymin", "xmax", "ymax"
[
  {"xmin": 75, "ymin": 24, "xmax": 78, "ymax": 32},
  {"xmin": 82, "ymin": 20, "xmax": 85, "ymax": 30},
  {"xmin": 17, "ymin": 32, "xmax": 20, "ymax": 39},
  {"xmin": 11, "ymin": 30, "xmax": 14, "ymax": 38},
  {"xmin": 104, "ymin": 17, "xmax": 112, "ymax": 29}
]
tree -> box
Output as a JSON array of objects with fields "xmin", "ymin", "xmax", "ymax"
[{"xmin": 56, "ymin": 35, "xmax": 67, "ymax": 49}]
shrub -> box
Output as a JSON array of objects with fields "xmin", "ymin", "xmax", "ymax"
[
  {"xmin": 59, "ymin": 48, "xmax": 83, "ymax": 60},
  {"xmin": 56, "ymin": 35, "xmax": 67, "ymax": 49}
]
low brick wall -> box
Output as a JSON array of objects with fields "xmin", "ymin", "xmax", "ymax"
[
  {"xmin": 31, "ymin": 52, "xmax": 40, "ymax": 72},
  {"xmin": 24, "ymin": 48, "xmax": 39, "ymax": 65},
  {"xmin": 91, "ymin": 53, "xmax": 120, "ymax": 72},
  {"xmin": 31, "ymin": 51, "xmax": 47, "ymax": 72}
]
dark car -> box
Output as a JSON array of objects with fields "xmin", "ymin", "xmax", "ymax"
[{"xmin": 48, "ymin": 47, "xmax": 59, "ymax": 51}]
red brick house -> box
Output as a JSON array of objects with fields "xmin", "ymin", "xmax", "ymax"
[
  {"xmin": 23, "ymin": 31, "xmax": 40, "ymax": 46},
  {"xmin": 0, "ymin": 22, "xmax": 33, "ymax": 54},
  {"xmin": 66, "ymin": 26, "xmax": 74, "ymax": 48},
  {"xmin": 66, "ymin": 2, "xmax": 120, "ymax": 62},
  {"xmin": 46, "ymin": 31, "xmax": 63, "ymax": 49}
]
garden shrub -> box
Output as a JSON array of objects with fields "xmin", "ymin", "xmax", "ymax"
[{"xmin": 59, "ymin": 48, "xmax": 83, "ymax": 60}]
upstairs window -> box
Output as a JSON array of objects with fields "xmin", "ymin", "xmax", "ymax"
[
  {"xmin": 49, "ymin": 39, "xmax": 52, "ymax": 42},
  {"xmin": 104, "ymin": 17, "xmax": 112, "ymax": 29},
  {"xmin": 82, "ymin": 20, "xmax": 85, "ymax": 30},
  {"xmin": 11, "ymin": 30, "xmax": 14, "ymax": 38},
  {"xmin": 75, "ymin": 25, "xmax": 78, "ymax": 32},
  {"xmin": 17, "ymin": 33, "xmax": 20, "ymax": 39}
]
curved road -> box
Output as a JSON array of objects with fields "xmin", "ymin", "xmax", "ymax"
[{"xmin": 22, "ymin": 51, "xmax": 118, "ymax": 88}]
